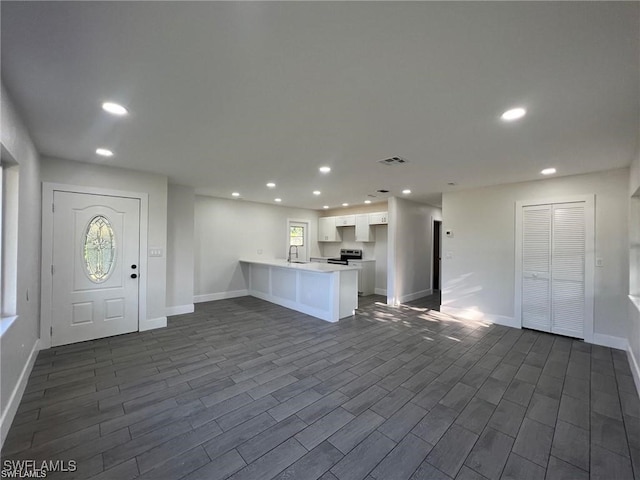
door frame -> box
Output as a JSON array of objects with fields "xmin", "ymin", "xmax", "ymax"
[
  {"xmin": 286, "ymin": 218, "xmax": 309, "ymax": 262},
  {"xmin": 431, "ymin": 218, "xmax": 442, "ymax": 291},
  {"xmin": 514, "ymin": 194, "xmax": 595, "ymax": 342},
  {"xmin": 40, "ymin": 183, "xmax": 149, "ymax": 349}
]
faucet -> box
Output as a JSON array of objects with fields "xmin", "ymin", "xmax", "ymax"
[{"xmin": 287, "ymin": 245, "xmax": 299, "ymax": 263}]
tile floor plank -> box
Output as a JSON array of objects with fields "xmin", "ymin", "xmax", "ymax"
[{"xmin": 2, "ymin": 293, "xmax": 637, "ymax": 480}]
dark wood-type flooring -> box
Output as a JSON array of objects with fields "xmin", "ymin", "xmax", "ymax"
[{"xmin": 2, "ymin": 293, "xmax": 639, "ymax": 479}]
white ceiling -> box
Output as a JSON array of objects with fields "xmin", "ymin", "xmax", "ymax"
[{"xmin": 2, "ymin": 1, "xmax": 638, "ymax": 209}]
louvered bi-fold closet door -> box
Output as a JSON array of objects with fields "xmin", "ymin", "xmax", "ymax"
[
  {"xmin": 521, "ymin": 202, "xmax": 586, "ymax": 339},
  {"xmin": 522, "ymin": 205, "xmax": 552, "ymax": 332},
  {"xmin": 551, "ymin": 203, "xmax": 586, "ymax": 338}
]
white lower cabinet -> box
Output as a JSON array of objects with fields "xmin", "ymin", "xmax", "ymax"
[{"xmin": 347, "ymin": 260, "xmax": 375, "ymax": 296}]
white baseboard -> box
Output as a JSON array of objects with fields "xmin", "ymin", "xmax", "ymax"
[
  {"xmin": 374, "ymin": 288, "xmax": 387, "ymax": 296},
  {"xmin": 399, "ymin": 289, "xmax": 432, "ymax": 304},
  {"xmin": 166, "ymin": 304, "xmax": 195, "ymax": 316},
  {"xmin": 139, "ymin": 316, "xmax": 167, "ymax": 331},
  {"xmin": 1, "ymin": 339, "xmax": 40, "ymax": 449},
  {"xmin": 626, "ymin": 344, "xmax": 640, "ymax": 399},
  {"xmin": 194, "ymin": 290, "xmax": 249, "ymax": 303},
  {"xmin": 440, "ymin": 305, "xmax": 520, "ymax": 329},
  {"xmin": 591, "ymin": 333, "xmax": 629, "ymax": 351}
]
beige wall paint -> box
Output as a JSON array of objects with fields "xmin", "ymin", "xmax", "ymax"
[{"xmin": 321, "ymin": 201, "xmax": 388, "ymax": 217}]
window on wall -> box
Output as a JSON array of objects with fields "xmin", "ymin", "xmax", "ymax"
[
  {"xmin": 631, "ymin": 190, "xmax": 640, "ymax": 301},
  {"xmin": 290, "ymin": 226, "xmax": 304, "ymax": 246},
  {"xmin": 1, "ymin": 157, "xmax": 20, "ymax": 333}
]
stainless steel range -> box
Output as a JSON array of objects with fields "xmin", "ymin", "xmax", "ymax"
[{"xmin": 327, "ymin": 249, "xmax": 363, "ymax": 265}]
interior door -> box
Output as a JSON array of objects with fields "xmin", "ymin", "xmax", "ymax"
[
  {"xmin": 522, "ymin": 205, "xmax": 552, "ymax": 332},
  {"xmin": 521, "ymin": 202, "xmax": 586, "ymax": 338},
  {"xmin": 51, "ymin": 191, "xmax": 140, "ymax": 346}
]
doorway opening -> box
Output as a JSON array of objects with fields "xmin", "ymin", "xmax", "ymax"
[{"xmin": 432, "ymin": 220, "xmax": 442, "ymax": 290}]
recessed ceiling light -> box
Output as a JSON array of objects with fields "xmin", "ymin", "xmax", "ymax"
[
  {"xmin": 102, "ymin": 102, "xmax": 128, "ymax": 116},
  {"xmin": 96, "ymin": 148, "xmax": 113, "ymax": 157},
  {"xmin": 364, "ymin": 200, "xmax": 372, "ymax": 204},
  {"xmin": 313, "ymin": 190, "xmax": 321, "ymax": 196},
  {"xmin": 274, "ymin": 198, "xmax": 282, "ymax": 203},
  {"xmin": 231, "ymin": 192, "xmax": 240, "ymax": 197},
  {"xmin": 266, "ymin": 182, "xmax": 276, "ymax": 188},
  {"xmin": 541, "ymin": 168, "xmax": 557, "ymax": 175},
  {"xmin": 402, "ymin": 189, "xmax": 411, "ymax": 195},
  {"xmin": 323, "ymin": 205, "xmax": 329, "ymax": 209},
  {"xmin": 319, "ymin": 166, "xmax": 331, "ymax": 174},
  {"xmin": 501, "ymin": 107, "xmax": 526, "ymax": 121},
  {"xmin": 342, "ymin": 203, "xmax": 349, "ymax": 207}
]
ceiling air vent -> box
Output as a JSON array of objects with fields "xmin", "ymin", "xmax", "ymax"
[{"xmin": 378, "ymin": 156, "xmax": 408, "ymax": 166}]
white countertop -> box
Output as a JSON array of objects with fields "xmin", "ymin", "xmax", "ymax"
[{"xmin": 240, "ymin": 258, "xmax": 359, "ymax": 272}]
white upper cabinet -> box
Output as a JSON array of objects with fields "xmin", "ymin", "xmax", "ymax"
[
  {"xmin": 368, "ymin": 212, "xmax": 388, "ymax": 225},
  {"xmin": 355, "ymin": 214, "xmax": 375, "ymax": 242},
  {"xmin": 318, "ymin": 216, "xmax": 341, "ymax": 242},
  {"xmin": 336, "ymin": 215, "xmax": 356, "ymax": 227}
]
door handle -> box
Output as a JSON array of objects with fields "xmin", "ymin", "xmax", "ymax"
[{"xmin": 130, "ymin": 273, "xmax": 138, "ymax": 279}]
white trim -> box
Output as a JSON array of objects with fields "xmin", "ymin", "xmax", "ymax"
[
  {"xmin": 591, "ymin": 333, "xmax": 629, "ymax": 351},
  {"xmin": 514, "ymin": 194, "xmax": 595, "ymax": 342},
  {"xmin": 41, "ymin": 182, "xmax": 149, "ymax": 349},
  {"xmin": 375, "ymin": 288, "xmax": 388, "ymax": 296},
  {"xmin": 0, "ymin": 339, "xmax": 40, "ymax": 449},
  {"xmin": 139, "ymin": 316, "xmax": 167, "ymax": 331},
  {"xmin": 441, "ymin": 305, "xmax": 520, "ymax": 329},
  {"xmin": 626, "ymin": 345, "xmax": 640, "ymax": 399},
  {"xmin": 166, "ymin": 304, "xmax": 195, "ymax": 316},
  {"xmin": 399, "ymin": 289, "xmax": 433, "ymax": 304},
  {"xmin": 194, "ymin": 290, "xmax": 249, "ymax": 303}
]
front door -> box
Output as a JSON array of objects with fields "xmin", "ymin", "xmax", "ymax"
[{"xmin": 51, "ymin": 191, "xmax": 140, "ymax": 346}]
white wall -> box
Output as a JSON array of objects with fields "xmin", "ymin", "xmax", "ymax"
[
  {"xmin": 40, "ymin": 157, "xmax": 168, "ymax": 327},
  {"xmin": 166, "ymin": 184, "xmax": 195, "ymax": 315},
  {"xmin": 628, "ymin": 152, "xmax": 640, "ymax": 393},
  {"xmin": 0, "ymin": 83, "xmax": 42, "ymax": 446},
  {"xmin": 441, "ymin": 168, "xmax": 629, "ymax": 342},
  {"xmin": 388, "ymin": 197, "xmax": 442, "ymax": 304},
  {"xmin": 194, "ymin": 195, "xmax": 321, "ymax": 301}
]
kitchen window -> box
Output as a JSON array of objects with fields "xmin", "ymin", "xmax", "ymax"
[{"xmin": 290, "ymin": 226, "xmax": 304, "ymax": 246}]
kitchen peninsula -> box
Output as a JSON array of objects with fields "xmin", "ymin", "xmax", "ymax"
[{"xmin": 239, "ymin": 259, "xmax": 359, "ymax": 322}]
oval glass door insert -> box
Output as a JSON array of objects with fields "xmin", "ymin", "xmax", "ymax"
[{"xmin": 83, "ymin": 215, "xmax": 116, "ymax": 283}]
